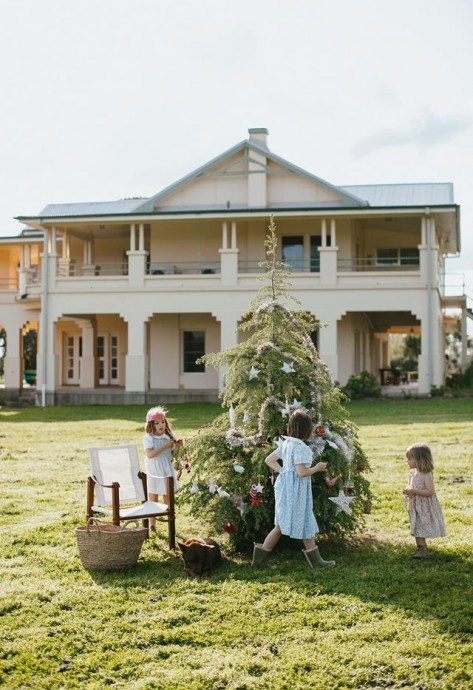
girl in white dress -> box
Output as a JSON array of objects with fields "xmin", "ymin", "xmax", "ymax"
[
  {"xmin": 143, "ymin": 406, "xmax": 182, "ymax": 532},
  {"xmin": 252, "ymin": 409, "xmax": 335, "ymax": 569},
  {"xmin": 403, "ymin": 442, "xmax": 446, "ymax": 558}
]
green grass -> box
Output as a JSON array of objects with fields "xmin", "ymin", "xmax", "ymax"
[{"xmin": 1, "ymin": 399, "xmax": 472, "ymax": 689}]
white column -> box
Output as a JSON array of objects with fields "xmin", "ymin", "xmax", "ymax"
[
  {"xmin": 222, "ymin": 221, "xmax": 228, "ymax": 249},
  {"xmin": 213, "ymin": 311, "xmax": 240, "ymax": 389},
  {"xmin": 139, "ymin": 223, "xmax": 144, "ymax": 251},
  {"xmin": 319, "ymin": 219, "xmax": 338, "ymax": 285},
  {"xmin": 317, "ymin": 313, "xmax": 339, "ymax": 383},
  {"xmin": 125, "ymin": 314, "xmax": 148, "ymax": 397},
  {"xmin": 219, "ymin": 221, "xmax": 238, "ymax": 285},
  {"xmin": 321, "ymin": 219, "xmax": 327, "ymax": 247},
  {"xmin": 79, "ymin": 319, "xmax": 98, "ymax": 388},
  {"xmin": 2, "ymin": 326, "xmax": 22, "ymax": 391},
  {"xmin": 130, "ymin": 224, "xmax": 136, "ymax": 251},
  {"xmin": 330, "ymin": 219, "xmax": 336, "ymax": 246}
]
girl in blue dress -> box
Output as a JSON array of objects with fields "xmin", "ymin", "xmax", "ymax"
[
  {"xmin": 143, "ymin": 406, "xmax": 182, "ymax": 532},
  {"xmin": 252, "ymin": 409, "xmax": 335, "ymax": 569}
]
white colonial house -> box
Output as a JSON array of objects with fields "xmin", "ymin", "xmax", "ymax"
[{"xmin": 0, "ymin": 128, "xmax": 470, "ymax": 406}]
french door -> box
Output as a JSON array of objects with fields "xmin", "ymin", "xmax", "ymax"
[{"xmin": 97, "ymin": 333, "xmax": 119, "ymax": 385}]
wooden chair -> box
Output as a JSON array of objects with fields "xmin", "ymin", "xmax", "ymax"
[{"xmin": 86, "ymin": 444, "xmax": 176, "ymax": 549}]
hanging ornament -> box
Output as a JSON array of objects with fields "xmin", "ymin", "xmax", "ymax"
[
  {"xmin": 281, "ymin": 361, "xmax": 295, "ymax": 374},
  {"xmin": 223, "ymin": 523, "xmax": 236, "ymax": 533},
  {"xmin": 232, "ymin": 461, "xmax": 245, "ymax": 474},
  {"xmin": 243, "ymin": 411, "xmax": 250, "ymax": 424},
  {"xmin": 208, "ymin": 479, "xmax": 217, "ymax": 494},
  {"xmin": 344, "ymin": 469, "xmax": 356, "ymax": 496},
  {"xmin": 328, "ymin": 489, "xmax": 356, "ymax": 515},
  {"xmin": 231, "ymin": 494, "xmax": 246, "ymax": 516},
  {"xmin": 183, "ymin": 455, "xmax": 190, "ymax": 472},
  {"xmin": 249, "ymin": 366, "xmax": 260, "ymax": 380},
  {"xmin": 281, "ymin": 399, "xmax": 291, "ymax": 417},
  {"xmin": 326, "ymin": 440, "xmax": 338, "ymax": 449},
  {"xmin": 190, "ymin": 481, "xmax": 200, "ymax": 494},
  {"xmin": 254, "ymin": 482, "xmax": 264, "ymax": 494},
  {"xmin": 217, "ymin": 487, "xmax": 231, "ymax": 498},
  {"xmin": 315, "ymin": 426, "xmax": 325, "ymax": 437},
  {"xmin": 356, "ymin": 465, "xmax": 365, "ymax": 473},
  {"xmin": 249, "ymin": 484, "xmax": 260, "ymax": 506},
  {"xmin": 291, "ymin": 398, "xmax": 302, "ymax": 409},
  {"xmin": 325, "ymin": 475, "xmax": 341, "ymax": 488},
  {"xmin": 229, "ymin": 404, "xmax": 236, "ymax": 429}
]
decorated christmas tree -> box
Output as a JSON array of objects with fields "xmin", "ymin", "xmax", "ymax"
[{"xmin": 182, "ymin": 217, "xmax": 371, "ymax": 551}]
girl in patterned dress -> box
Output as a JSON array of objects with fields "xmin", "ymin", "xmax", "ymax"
[
  {"xmin": 403, "ymin": 442, "xmax": 446, "ymax": 558},
  {"xmin": 143, "ymin": 406, "xmax": 182, "ymax": 532},
  {"xmin": 252, "ymin": 409, "xmax": 335, "ymax": 569}
]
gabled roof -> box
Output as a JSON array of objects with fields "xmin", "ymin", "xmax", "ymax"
[{"xmin": 133, "ymin": 135, "xmax": 369, "ymax": 212}]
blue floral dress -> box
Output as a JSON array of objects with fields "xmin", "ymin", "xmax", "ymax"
[{"xmin": 273, "ymin": 436, "xmax": 318, "ymax": 539}]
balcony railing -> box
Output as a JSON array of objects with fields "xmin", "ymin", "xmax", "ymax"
[
  {"xmin": 338, "ymin": 257, "xmax": 420, "ymax": 272},
  {"xmin": 238, "ymin": 259, "xmax": 321, "ymax": 273},
  {"xmin": 57, "ymin": 262, "xmax": 128, "ymax": 277},
  {"xmin": 147, "ymin": 261, "xmax": 221, "ymax": 275}
]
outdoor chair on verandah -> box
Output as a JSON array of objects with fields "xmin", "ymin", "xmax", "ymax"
[{"xmin": 87, "ymin": 444, "xmax": 176, "ymax": 549}]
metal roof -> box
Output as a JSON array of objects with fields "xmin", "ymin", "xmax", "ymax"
[
  {"xmin": 38, "ymin": 198, "xmax": 145, "ymax": 218},
  {"xmin": 340, "ymin": 183, "xmax": 454, "ymax": 207}
]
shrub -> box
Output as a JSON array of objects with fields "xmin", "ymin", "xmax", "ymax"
[{"xmin": 342, "ymin": 370, "xmax": 381, "ymax": 400}]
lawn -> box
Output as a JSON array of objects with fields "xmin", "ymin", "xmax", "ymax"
[{"xmin": 1, "ymin": 399, "xmax": 472, "ymax": 690}]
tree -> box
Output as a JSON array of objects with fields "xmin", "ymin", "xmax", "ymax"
[{"xmin": 182, "ymin": 218, "xmax": 371, "ymax": 551}]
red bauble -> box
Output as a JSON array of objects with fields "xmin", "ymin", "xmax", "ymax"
[
  {"xmin": 315, "ymin": 426, "xmax": 325, "ymax": 437},
  {"xmin": 223, "ymin": 523, "xmax": 236, "ymax": 533}
]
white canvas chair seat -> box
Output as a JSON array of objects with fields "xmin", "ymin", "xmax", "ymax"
[
  {"xmin": 91, "ymin": 499, "xmax": 169, "ymax": 519},
  {"xmin": 86, "ymin": 444, "xmax": 176, "ymax": 549}
]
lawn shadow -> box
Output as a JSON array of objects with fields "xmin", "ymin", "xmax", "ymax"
[{"xmin": 207, "ymin": 536, "xmax": 472, "ymax": 635}]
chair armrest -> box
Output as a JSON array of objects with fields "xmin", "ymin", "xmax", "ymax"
[
  {"xmin": 90, "ymin": 474, "xmax": 120, "ymax": 489},
  {"xmin": 87, "ymin": 475, "xmax": 120, "ymax": 524}
]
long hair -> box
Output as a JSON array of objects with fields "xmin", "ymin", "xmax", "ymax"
[
  {"xmin": 287, "ymin": 409, "xmax": 313, "ymax": 441},
  {"xmin": 145, "ymin": 405, "xmax": 177, "ymax": 440},
  {"xmin": 406, "ymin": 442, "xmax": 434, "ymax": 473}
]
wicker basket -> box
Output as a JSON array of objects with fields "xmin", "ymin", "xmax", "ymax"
[{"xmin": 75, "ymin": 518, "xmax": 148, "ymax": 571}]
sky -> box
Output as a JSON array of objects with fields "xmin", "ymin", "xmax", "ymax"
[{"xmin": 0, "ymin": 0, "xmax": 471, "ymax": 302}]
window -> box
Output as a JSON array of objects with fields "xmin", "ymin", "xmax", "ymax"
[
  {"xmin": 282, "ymin": 236, "xmax": 304, "ymax": 270},
  {"xmin": 376, "ymin": 248, "xmax": 419, "ymax": 267},
  {"xmin": 183, "ymin": 331, "xmax": 205, "ymax": 373}
]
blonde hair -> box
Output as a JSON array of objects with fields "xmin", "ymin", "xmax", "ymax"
[{"xmin": 406, "ymin": 442, "xmax": 434, "ymax": 473}]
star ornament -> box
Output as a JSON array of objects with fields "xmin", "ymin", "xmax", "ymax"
[
  {"xmin": 328, "ymin": 489, "xmax": 356, "ymax": 515},
  {"xmin": 281, "ymin": 361, "xmax": 295, "ymax": 374},
  {"xmin": 249, "ymin": 366, "xmax": 260, "ymax": 380}
]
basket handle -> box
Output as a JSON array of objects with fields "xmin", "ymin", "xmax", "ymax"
[
  {"xmin": 86, "ymin": 517, "xmax": 107, "ymax": 534},
  {"xmin": 122, "ymin": 520, "xmax": 140, "ymax": 530}
]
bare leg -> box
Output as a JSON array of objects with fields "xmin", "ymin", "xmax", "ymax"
[
  {"xmin": 303, "ymin": 537, "xmax": 316, "ymax": 551},
  {"xmin": 262, "ymin": 525, "xmax": 281, "ymax": 551},
  {"xmin": 414, "ymin": 537, "xmax": 429, "ymax": 556}
]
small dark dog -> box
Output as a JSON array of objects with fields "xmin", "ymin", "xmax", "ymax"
[{"xmin": 178, "ymin": 538, "xmax": 222, "ymax": 577}]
